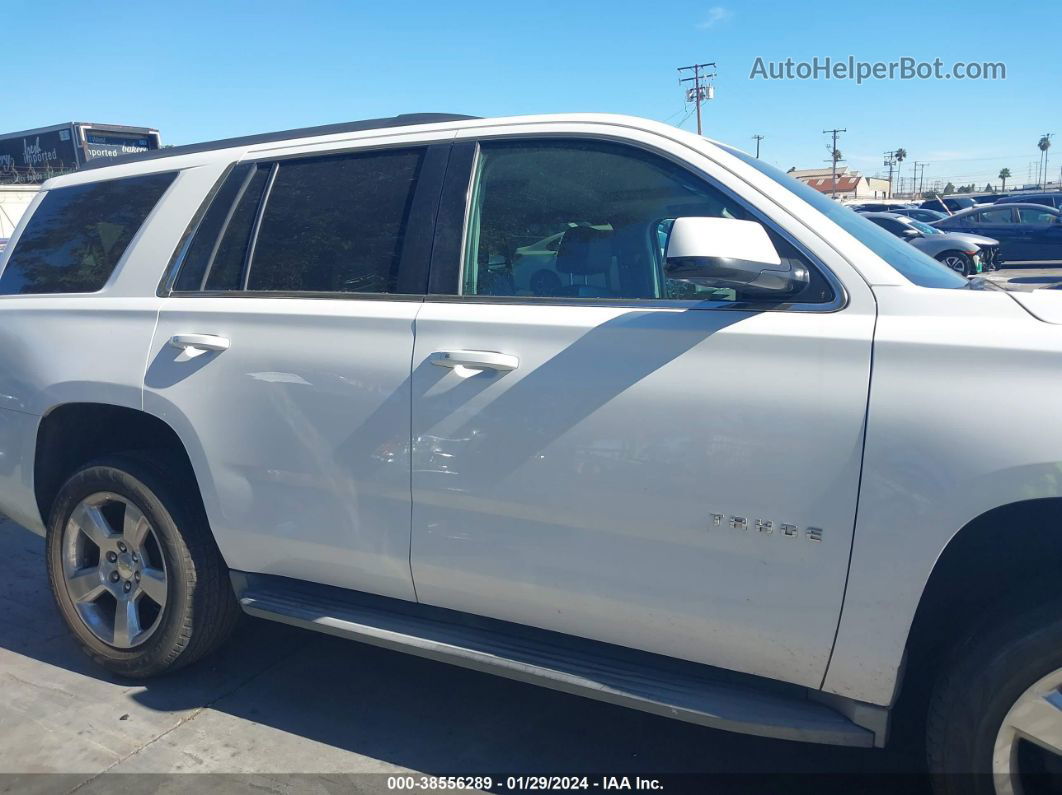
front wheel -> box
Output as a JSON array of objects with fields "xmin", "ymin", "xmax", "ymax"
[
  {"xmin": 46, "ymin": 455, "xmax": 240, "ymax": 677},
  {"xmin": 937, "ymin": 251, "xmax": 975, "ymax": 276},
  {"xmin": 927, "ymin": 596, "xmax": 1062, "ymax": 794}
]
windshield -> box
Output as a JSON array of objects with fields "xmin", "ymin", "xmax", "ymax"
[
  {"xmin": 718, "ymin": 144, "xmax": 968, "ymax": 288},
  {"xmin": 909, "ymin": 219, "xmax": 940, "ymax": 235}
]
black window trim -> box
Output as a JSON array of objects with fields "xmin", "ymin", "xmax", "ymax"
[
  {"xmin": 199, "ymin": 162, "xmax": 259, "ymax": 291},
  {"xmin": 424, "ymin": 134, "xmax": 848, "ymax": 314},
  {"xmin": 158, "ymin": 163, "xmax": 236, "ymax": 296},
  {"xmin": 239, "ymin": 162, "xmax": 279, "ymax": 291},
  {"xmin": 162, "ymin": 141, "xmax": 452, "ymax": 301}
]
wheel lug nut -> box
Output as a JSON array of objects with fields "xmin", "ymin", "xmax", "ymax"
[
  {"xmin": 134, "ymin": 571, "xmax": 141, "ymax": 582},
  {"xmin": 131, "ymin": 553, "xmax": 138, "ymax": 562},
  {"xmin": 106, "ymin": 551, "xmax": 117, "ymax": 563},
  {"xmin": 123, "ymin": 582, "xmax": 132, "ymax": 593},
  {"xmin": 117, "ymin": 542, "xmax": 127, "ymax": 553},
  {"xmin": 110, "ymin": 571, "xmax": 120, "ymax": 583}
]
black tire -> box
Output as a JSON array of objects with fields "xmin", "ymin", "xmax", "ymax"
[
  {"xmin": 926, "ymin": 594, "xmax": 1062, "ymax": 794},
  {"xmin": 46, "ymin": 454, "xmax": 240, "ymax": 677},
  {"xmin": 936, "ymin": 251, "xmax": 974, "ymax": 276}
]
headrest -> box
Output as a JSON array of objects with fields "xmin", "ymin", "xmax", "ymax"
[{"xmin": 555, "ymin": 226, "xmax": 613, "ymax": 276}]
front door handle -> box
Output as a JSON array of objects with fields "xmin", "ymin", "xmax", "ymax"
[
  {"xmin": 430, "ymin": 350, "xmax": 519, "ymax": 372},
  {"xmin": 169, "ymin": 334, "xmax": 230, "ymax": 353}
]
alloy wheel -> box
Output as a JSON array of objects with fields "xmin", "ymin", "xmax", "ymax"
[
  {"xmin": 60, "ymin": 492, "xmax": 168, "ymax": 648},
  {"xmin": 993, "ymin": 668, "xmax": 1062, "ymax": 795},
  {"xmin": 941, "ymin": 255, "xmax": 969, "ymax": 274}
]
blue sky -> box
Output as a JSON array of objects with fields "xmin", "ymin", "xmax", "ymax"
[{"xmin": 6, "ymin": 0, "xmax": 1060, "ymax": 190}]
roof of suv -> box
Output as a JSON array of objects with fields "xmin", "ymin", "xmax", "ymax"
[
  {"xmin": 938, "ymin": 204, "xmax": 1062, "ymax": 221},
  {"xmin": 80, "ymin": 113, "xmax": 480, "ymax": 172},
  {"xmin": 996, "ymin": 193, "xmax": 1061, "ymax": 203}
]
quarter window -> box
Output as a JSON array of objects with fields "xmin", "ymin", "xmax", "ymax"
[
  {"xmin": 461, "ymin": 141, "xmax": 831, "ymax": 303},
  {"xmin": 0, "ymin": 172, "xmax": 174, "ymax": 295}
]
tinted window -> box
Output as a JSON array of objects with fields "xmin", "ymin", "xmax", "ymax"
[
  {"xmin": 0, "ymin": 172, "xmax": 174, "ymax": 295},
  {"xmin": 205, "ymin": 167, "xmax": 271, "ymax": 291},
  {"xmin": 463, "ymin": 141, "xmax": 831, "ymax": 303},
  {"xmin": 246, "ymin": 149, "xmax": 423, "ymax": 293},
  {"xmin": 718, "ymin": 144, "xmax": 969, "ymax": 289},
  {"xmin": 869, "ymin": 217, "xmax": 907, "ymax": 236},
  {"xmin": 172, "ymin": 163, "xmax": 255, "ymax": 291}
]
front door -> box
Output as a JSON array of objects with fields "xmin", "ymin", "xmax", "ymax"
[
  {"xmin": 1014, "ymin": 206, "xmax": 1062, "ymax": 262},
  {"xmin": 409, "ymin": 138, "xmax": 875, "ymax": 689}
]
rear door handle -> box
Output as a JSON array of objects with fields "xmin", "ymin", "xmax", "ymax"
[
  {"xmin": 169, "ymin": 334, "xmax": 230, "ymax": 353},
  {"xmin": 430, "ymin": 350, "xmax": 519, "ymax": 372}
]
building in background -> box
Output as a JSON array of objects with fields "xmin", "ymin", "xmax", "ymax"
[
  {"xmin": 0, "ymin": 185, "xmax": 38, "ymax": 241},
  {"xmin": 787, "ymin": 166, "xmax": 891, "ymax": 200},
  {"xmin": 0, "ymin": 123, "xmax": 161, "ymax": 185}
]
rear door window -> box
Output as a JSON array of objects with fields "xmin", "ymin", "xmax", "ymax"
[
  {"xmin": 248, "ymin": 149, "xmax": 423, "ymax": 293},
  {"xmin": 0, "ymin": 172, "xmax": 174, "ymax": 295},
  {"xmin": 172, "ymin": 149, "xmax": 424, "ymax": 295}
]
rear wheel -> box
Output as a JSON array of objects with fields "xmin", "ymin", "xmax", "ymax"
[
  {"xmin": 46, "ymin": 455, "xmax": 239, "ymax": 677},
  {"xmin": 927, "ymin": 596, "xmax": 1062, "ymax": 794},
  {"xmin": 937, "ymin": 251, "xmax": 975, "ymax": 276}
]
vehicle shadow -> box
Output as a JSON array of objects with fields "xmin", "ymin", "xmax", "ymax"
[{"xmin": 0, "ymin": 519, "xmax": 929, "ymax": 793}]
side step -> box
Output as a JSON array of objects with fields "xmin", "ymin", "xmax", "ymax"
[{"xmin": 232, "ymin": 573, "xmax": 877, "ymax": 748}]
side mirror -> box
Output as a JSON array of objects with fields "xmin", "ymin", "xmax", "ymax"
[
  {"xmin": 664, "ymin": 217, "xmax": 809, "ymax": 298},
  {"xmin": 901, "ymin": 227, "xmax": 921, "ymax": 239}
]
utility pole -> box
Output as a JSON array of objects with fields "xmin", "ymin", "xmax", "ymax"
[
  {"xmin": 1040, "ymin": 133, "xmax": 1053, "ymax": 190},
  {"xmin": 752, "ymin": 134, "xmax": 764, "ymax": 158},
  {"xmin": 678, "ymin": 62, "xmax": 717, "ymax": 135},
  {"xmin": 823, "ymin": 128, "xmax": 846, "ymax": 198},
  {"xmin": 883, "ymin": 150, "xmax": 897, "ymax": 198},
  {"xmin": 911, "ymin": 162, "xmax": 927, "ymax": 198}
]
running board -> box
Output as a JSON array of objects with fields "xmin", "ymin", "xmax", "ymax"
[{"xmin": 231, "ymin": 573, "xmax": 878, "ymax": 748}]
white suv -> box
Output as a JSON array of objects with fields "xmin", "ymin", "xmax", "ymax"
[{"xmin": 1, "ymin": 113, "xmax": 1059, "ymax": 794}]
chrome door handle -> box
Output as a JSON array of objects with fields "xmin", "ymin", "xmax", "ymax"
[
  {"xmin": 430, "ymin": 350, "xmax": 519, "ymax": 372},
  {"xmin": 169, "ymin": 334, "xmax": 230, "ymax": 353}
]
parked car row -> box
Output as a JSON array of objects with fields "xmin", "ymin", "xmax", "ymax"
[
  {"xmin": 858, "ymin": 212, "xmax": 999, "ymax": 275},
  {"xmin": 852, "ymin": 193, "xmax": 1062, "ymax": 268},
  {"xmin": 932, "ymin": 204, "xmax": 1062, "ymax": 265}
]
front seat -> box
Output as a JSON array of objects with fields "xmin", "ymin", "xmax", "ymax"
[{"xmin": 553, "ymin": 226, "xmax": 616, "ymax": 298}]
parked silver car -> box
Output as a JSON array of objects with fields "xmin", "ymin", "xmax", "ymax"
[{"xmin": 860, "ymin": 211, "xmax": 1000, "ymax": 274}]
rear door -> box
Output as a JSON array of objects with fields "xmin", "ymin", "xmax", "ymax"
[
  {"xmin": 962, "ymin": 206, "xmax": 1019, "ymax": 258},
  {"xmin": 145, "ymin": 143, "xmax": 448, "ymax": 600},
  {"xmin": 408, "ymin": 132, "xmax": 876, "ymax": 689}
]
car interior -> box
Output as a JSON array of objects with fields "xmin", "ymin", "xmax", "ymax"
[{"xmin": 461, "ymin": 141, "xmax": 833, "ymax": 304}]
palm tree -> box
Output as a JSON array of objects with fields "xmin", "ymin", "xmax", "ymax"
[
  {"xmin": 998, "ymin": 168, "xmax": 1011, "ymax": 191},
  {"xmin": 893, "ymin": 148, "xmax": 907, "ymax": 196},
  {"xmin": 1038, "ymin": 135, "xmax": 1052, "ymax": 189}
]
